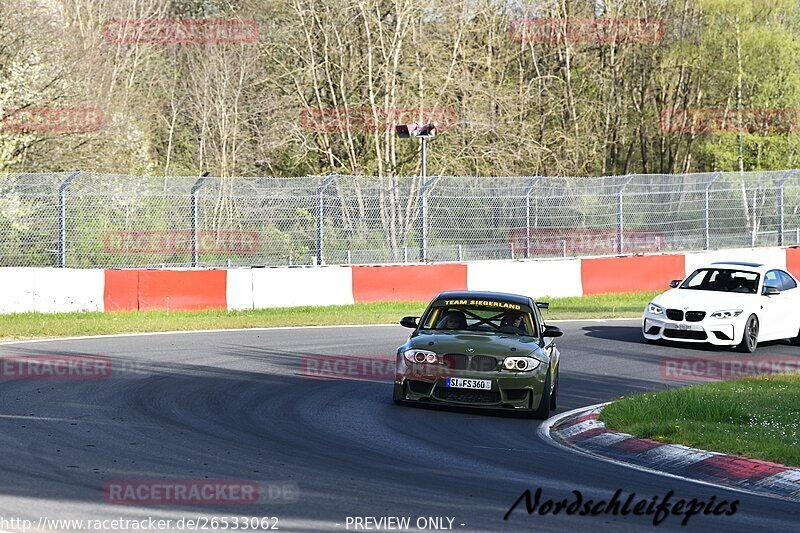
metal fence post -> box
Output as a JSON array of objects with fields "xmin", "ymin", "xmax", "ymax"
[
  {"xmin": 316, "ymin": 173, "xmax": 336, "ymax": 265},
  {"xmin": 190, "ymin": 172, "xmax": 210, "ymax": 267},
  {"xmin": 524, "ymin": 177, "xmax": 541, "ymax": 258},
  {"xmin": 419, "ymin": 175, "xmax": 439, "ymax": 261},
  {"xmin": 777, "ymin": 169, "xmax": 796, "ymax": 246},
  {"xmin": 703, "ymin": 171, "xmax": 722, "ymax": 250},
  {"xmin": 57, "ymin": 170, "xmax": 80, "ymax": 268},
  {"xmin": 617, "ymin": 174, "xmax": 634, "ymax": 254}
]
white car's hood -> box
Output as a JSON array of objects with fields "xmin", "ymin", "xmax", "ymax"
[{"xmin": 653, "ymin": 288, "xmax": 758, "ymax": 312}]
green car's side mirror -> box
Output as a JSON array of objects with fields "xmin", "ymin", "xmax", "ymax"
[
  {"xmin": 400, "ymin": 316, "xmax": 419, "ymax": 329},
  {"xmin": 542, "ymin": 325, "xmax": 563, "ymax": 338}
]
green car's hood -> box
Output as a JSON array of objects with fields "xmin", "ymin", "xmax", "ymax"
[{"xmin": 408, "ymin": 330, "xmax": 546, "ymax": 362}]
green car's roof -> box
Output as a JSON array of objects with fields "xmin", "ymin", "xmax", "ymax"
[{"xmin": 433, "ymin": 291, "xmax": 533, "ymax": 307}]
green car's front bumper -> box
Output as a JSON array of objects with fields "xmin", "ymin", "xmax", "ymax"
[{"xmin": 393, "ymin": 359, "xmax": 548, "ymax": 412}]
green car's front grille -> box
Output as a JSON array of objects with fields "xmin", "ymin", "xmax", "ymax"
[
  {"xmin": 469, "ymin": 355, "xmax": 498, "ymax": 371},
  {"xmin": 433, "ymin": 387, "xmax": 501, "ymax": 404},
  {"xmin": 440, "ymin": 353, "xmax": 498, "ymax": 371}
]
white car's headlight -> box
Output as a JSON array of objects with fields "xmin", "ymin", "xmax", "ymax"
[
  {"xmin": 403, "ymin": 349, "xmax": 437, "ymax": 364},
  {"xmin": 710, "ymin": 309, "xmax": 743, "ymax": 319},
  {"xmin": 502, "ymin": 357, "xmax": 541, "ymax": 372},
  {"xmin": 647, "ymin": 302, "xmax": 664, "ymax": 315}
]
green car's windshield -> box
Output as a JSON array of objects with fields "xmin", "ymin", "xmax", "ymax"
[{"xmin": 420, "ymin": 304, "xmax": 537, "ymax": 337}]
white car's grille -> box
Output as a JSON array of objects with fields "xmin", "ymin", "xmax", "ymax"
[
  {"xmin": 686, "ymin": 311, "xmax": 706, "ymax": 322},
  {"xmin": 665, "ymin": 309, "xmax": 706, "ymax": 322},
  {"xmin": 666, "ymin": 309, "xmax": 683, "ymax": 321}
]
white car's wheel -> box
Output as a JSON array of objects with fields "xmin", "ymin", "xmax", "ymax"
[
  {"xmin": 737, "ymin": 314, "xmax": 759, "ymax": 353},
  {"xmin": 790, "ymin": 326, "xmax": 800, "ymax": 346}
]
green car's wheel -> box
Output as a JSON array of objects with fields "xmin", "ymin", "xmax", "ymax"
[
  {"xmin": 549, "ymin": 370, "xmax": 558, "ymax": 410},
  {"xmin": 392, "ymin": 384, "xmax": 403, "ymax": 405},
  {"xmin": 527, "ymin": 370, "xmax": 551, "ymax": 419},
  {"xmin": 737, "ymin": 314, "xmax": 759, "ymax": 353}
]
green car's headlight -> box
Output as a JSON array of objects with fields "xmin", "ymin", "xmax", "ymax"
[
  {"xmin": 647, "ymin": 302, "xmax": 664, "ymax": 315},
  {"xmin": 502, "ymin": 357, "xmax": 540, "ymax": 372},
  {"xmin": 403, "ymin": 349, "xmax": 437, "ymax": 364}
]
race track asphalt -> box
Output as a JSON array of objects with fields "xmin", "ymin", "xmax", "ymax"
[{"xmin": 0, "ymin": 320, "xmax": 797, "ymax": 532}]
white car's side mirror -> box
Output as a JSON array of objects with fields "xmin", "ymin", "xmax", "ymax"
[{"xmin": 763, "ymin": 285, "xmax": 781, "ymax": 296}]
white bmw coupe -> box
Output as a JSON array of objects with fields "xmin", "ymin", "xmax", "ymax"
[{"xmin": 642, "ymin": 261, "xmax": 800, "ymax": 352}]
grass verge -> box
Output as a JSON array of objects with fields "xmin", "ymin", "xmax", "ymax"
[
  {"xmin": 600, "ymin": 373, "xmax": 800, "ymax": 467},
  {"xmin": 0, "ymin": 291, "xmax": 657, "ymax": 341}
]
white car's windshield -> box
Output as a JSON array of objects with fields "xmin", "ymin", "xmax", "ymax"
[{"xmin": 680, "ymin": 268, "xmax": 760, "ymax": 294}]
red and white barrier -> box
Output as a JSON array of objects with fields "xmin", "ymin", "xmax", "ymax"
[
  {"xmin": 0, "ymin": 268, "xmax": 104, "ymax": 314},
  {"xmin": 104, "ymin": 269, "xmax": 226, "ymax": 311},
  {"xmin": 581, "ymin": 254, "xmax": 685, "ymax": 295},
  {"xmin": 250, "ymin": 266, "xmax": 354, "ymax": 308},
  {"xmin": 467, "ymin": 259, "xmax": 582, "ymax": 298},
  {"xmin": 683, "ymin": 247, "xmax": 786, "ymax": 275},
  {"xmin": 351, "ymin": 264, "xmax": 467, "ymax": 302},
  {"xmin": 1, "ymin": 246, "xmax": 798, "ymax": 314}
]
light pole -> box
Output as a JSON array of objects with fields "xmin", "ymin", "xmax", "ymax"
[
  {"xmin": 396, "ymin": 122, "xmax": 436, "ymax": 179},
  {"xmin": 396, "ymin": 122, "xmax": 437, "ymax": 260}
]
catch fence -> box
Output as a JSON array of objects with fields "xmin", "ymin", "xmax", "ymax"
[{"xmin": 0, "ymin": 170, "xmax": 798, "ymax": 268}]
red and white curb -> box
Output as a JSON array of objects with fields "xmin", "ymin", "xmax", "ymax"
[{"xmin": 538, "ymin": 403, "xmax": 800, "ymax": 503}]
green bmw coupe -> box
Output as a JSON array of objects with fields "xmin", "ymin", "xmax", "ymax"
[{"xmin": 393, "ymin": 291, "xmax": 562, "ymax": 419}]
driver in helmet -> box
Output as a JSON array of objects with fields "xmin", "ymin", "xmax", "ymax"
[
  {"xmin": 436, "ymin": 310, "xmax": 467, "ymax": 330},
  {"xmin": 499, "ymin": 312, "xmax": 527, "ymax": 333}
]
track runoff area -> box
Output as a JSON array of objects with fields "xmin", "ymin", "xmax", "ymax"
[
  {"xmin": 1, "ymin": 247, "xmax": 799, "ymax": 531},
  {"xmin": 0, "ymin": 311, "xmax": 798, "ymax": 532}
]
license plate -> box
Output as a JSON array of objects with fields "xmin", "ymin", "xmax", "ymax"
[
  {"xmin": 446, "ymin": 377, "xmax": 491, "ymax": 390},
  {"xmin": 677, "ymin": 323, "xmax": 691, "ymax": 330}
]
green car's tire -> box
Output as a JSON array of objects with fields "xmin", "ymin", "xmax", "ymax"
[
  {"xmin": 528, "ymin": 370, "xmax": 551, "ymax": 419},
  {"xmin": 549, "ymin": 371, "xmax": 558, "ymax": 411},
  {"xmin": 737, "ymin": 314, "xmax": 759, "ymax": 353},
  {"xmin": 392, "ymin": 385, "xmax": 403, "ymax": 405}
]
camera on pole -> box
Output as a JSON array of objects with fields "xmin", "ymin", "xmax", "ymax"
[
  {"xmin": 395, "ymin": 122, "xmax": 437, "ymax": 139},
  {"xmin": 396, "ymin": 121, "xmax": 437, "ymax": 180}
]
